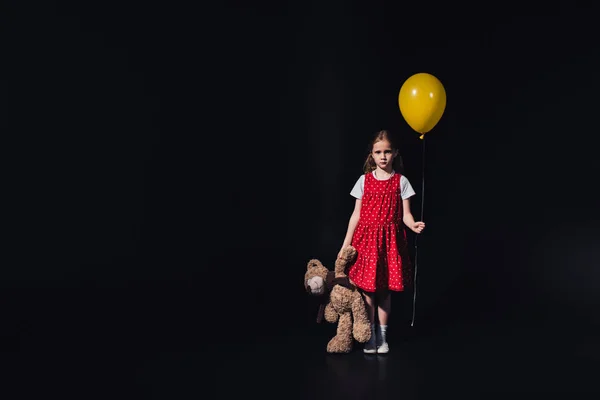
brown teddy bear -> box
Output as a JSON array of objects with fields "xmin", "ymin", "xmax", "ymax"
[{"xmin": 304, "ymin": 246, "xmax": 371, "ymax": 353}]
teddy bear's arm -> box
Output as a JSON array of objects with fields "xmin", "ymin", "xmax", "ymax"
[{"xmin": 324, "ymin": 302, "xmax": 338, "ymax": 323}]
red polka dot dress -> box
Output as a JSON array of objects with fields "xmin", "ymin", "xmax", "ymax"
[{"xmin": 348, "ymin": 172, "xmax": 412, "ymax": 292}]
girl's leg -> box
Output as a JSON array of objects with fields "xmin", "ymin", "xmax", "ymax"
[
  {"xmin": 361, "ymin": 291, "xmax": 377, "ymax": 353},
  {"xmin": 377, "ymin": 290, "xmax": 391, "ymax": 326},
  {"xmin": 362, "ymin": 291, "xmax": 376, "ymax": 324},
  {"xmin": 376, "ymin": 291, "xmax": 391, "ymax": 353}
]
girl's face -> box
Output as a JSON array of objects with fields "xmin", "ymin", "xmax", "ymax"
[{"xmin": 371, "ymin": 140, "xmax": 398, "ymax": 170}]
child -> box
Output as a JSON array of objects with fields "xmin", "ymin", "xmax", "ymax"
[{"xmin": 338, "ymin": 129, "xmax": 425, "ymax": 354}]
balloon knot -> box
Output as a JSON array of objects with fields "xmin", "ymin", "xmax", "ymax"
[{"xmin": 419, "ymin": 134, "xmax": 424, "ymax": 140}]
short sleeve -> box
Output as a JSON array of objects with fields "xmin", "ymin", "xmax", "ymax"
[
  {"xmin": 350, "ymin": 175, "xmax": 365, "ymax": 199},
  {"xmin": 400, "ymin": 175, "xmax": 416, "ymax": 200}
]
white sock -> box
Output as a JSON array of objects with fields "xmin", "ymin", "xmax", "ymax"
[{"xmin": 377, "ymin": 324, "xmax": 388, "ymax": 344}]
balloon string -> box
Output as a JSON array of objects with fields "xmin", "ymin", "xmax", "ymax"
[{"xmin": 411, "ymin": 136, "xmax": 425, "ymax": 327}]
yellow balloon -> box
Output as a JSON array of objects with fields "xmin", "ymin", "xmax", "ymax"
[{"xmin": 398, "ymin": 73, "xmax": 446, "ymax": 139}]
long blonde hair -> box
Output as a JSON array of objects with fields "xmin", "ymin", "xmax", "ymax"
[{"xmin": 362, "ymin": 129, "xmax": 404, "ymax": 174}]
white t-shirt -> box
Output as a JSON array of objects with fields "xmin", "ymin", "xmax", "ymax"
[{"xmin": 350, "ymin": 171, "xmax": 416, "ymax": 200}]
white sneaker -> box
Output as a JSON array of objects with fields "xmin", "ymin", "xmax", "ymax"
[
  {"xmin": 375, "ymin": 325, "xmax": 389, "ymax": 353},
  {"xmin": 377, "ymin": 341, "xmax": 389, "ymax": 354}
]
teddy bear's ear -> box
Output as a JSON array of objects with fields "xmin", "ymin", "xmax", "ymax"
[{"xmin": 307, "ymin": 259, "xmax": 323, "ymax": 270}]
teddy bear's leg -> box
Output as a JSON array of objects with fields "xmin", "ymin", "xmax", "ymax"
[
  {"xmin": 324, "ymin": 302, "xmax": 338, "ymax": 323},
  {"xmin": 326, "ymin": 313, "xmax": 353, "ymax": 353},
  {"xmin": 351, "ymin": 292, "xmax": 372, "ymax": 343}
]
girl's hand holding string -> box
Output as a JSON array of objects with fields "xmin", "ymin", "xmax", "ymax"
[{"xmin": 409, "ymin": 221, "xmax": 425, "ymax": 234}]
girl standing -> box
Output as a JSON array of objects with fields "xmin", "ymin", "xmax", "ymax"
[{"xmin": 338, "ymin": 129, "xmax": 425, "ymax": 354}]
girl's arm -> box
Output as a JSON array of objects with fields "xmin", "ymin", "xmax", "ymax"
[
  {"xmin": 339, "ymin": 199, "xmax": 362, "ymax": 257},
  {"xmin": 402, "ymin": 198, "xmax": 425, "ymax": 234}
]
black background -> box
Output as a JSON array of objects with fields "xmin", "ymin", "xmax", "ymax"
[{"xmin": 4, "ymin": 0, "xmax": 600, "ymax": 364}]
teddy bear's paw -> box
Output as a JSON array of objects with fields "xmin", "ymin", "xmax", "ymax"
[
  {"xmin": 353, "ymin": 323, "xmax": 372, "ymax": 343},
  {"xmin": 341, "ymin": 246, "xmax": 357, "ymax": 260},
  {"xmin": 326, "ymin": 337, "xmax": 352, "ymax": 354}
]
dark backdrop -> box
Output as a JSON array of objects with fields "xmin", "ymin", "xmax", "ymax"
[{"xmin": 4, "ymin": 1, "xmax": 600, "ymax": 352}]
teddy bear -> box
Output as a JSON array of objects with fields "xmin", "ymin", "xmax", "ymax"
[{"xmin": 304, "ymin": 246, "xmax": 371, "ymax": 353}]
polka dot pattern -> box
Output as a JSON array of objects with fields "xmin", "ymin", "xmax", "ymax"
[{"xmin": 348, "ymin": 173, "xmax": 412, "ymax": 292}]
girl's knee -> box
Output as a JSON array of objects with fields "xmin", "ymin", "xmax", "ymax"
[
  {"xmin": 376, "ymin": 290, "xmax": 390, "ymax": 302},
  {"xmin": 359, "ymin": 288, "xmax": 373, "ymax": 296},
  {"xmin": 360, "ymin": 290, "xmax": 375, "ymax": 303}
]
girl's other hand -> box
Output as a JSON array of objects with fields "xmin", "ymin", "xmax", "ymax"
[{"xmin": 411, "ymin": 221, "xmax": 425, "ymax": 234}]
